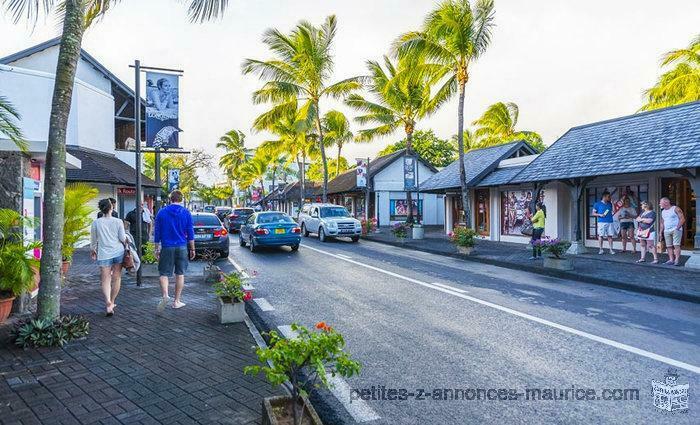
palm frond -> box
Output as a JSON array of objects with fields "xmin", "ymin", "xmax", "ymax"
[
  {"xmin": 0, "ymin": 94, "xmax": 28, "ymax": 151},
  {"xmin": 186, "ymin": 0, "xmax": 229, "ymax": 23}
]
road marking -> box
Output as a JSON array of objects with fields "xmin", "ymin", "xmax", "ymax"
[
  {"xmin": 336, "ymin": 253, "xmax": 353, "ymax": 259},
  {"xmin": 302, "ymin": 244, "xmax": 700, "ymax": 375},
  {"xmin": 228, "ymin": 256, "xmax": 251, "ymax": 278},
  {"xmin": 245, "ymin": 318, "xmax": 291, "ymax": 396},
  {"xmin": 277, "ymin": 325, "xmax": 380, "ymax": 423},
  {"xmin": 254, "ymin": 298, "xmax": 275, "ymax": 312},
  {"xmin": 430, "ymin": 282, "xmax": 468, "ymax": 293}
]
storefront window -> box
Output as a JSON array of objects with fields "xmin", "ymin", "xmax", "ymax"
[
  {"xmin": 501, "ymin": 190, "xmax": 543, "ymax": 236},
  {"xmin": 390, "ymin": 199, "xmax": 422, "ymax": 221},
  {"xmin": 586, "ymin": 184, "xmax": 648, "ymax": 239}
]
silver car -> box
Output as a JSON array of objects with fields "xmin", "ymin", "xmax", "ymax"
[{"xmin": 298, "ymin": 203, "xmax": 362, "ymax": 242}]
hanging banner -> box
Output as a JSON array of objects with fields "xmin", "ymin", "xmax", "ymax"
[
  {"xmin": 146, "ymin": 72, "xmax": 180, "ymax": 149},
  {"xmin": 356, "ymin": 159, "xmax": 368, "ymax": 188},
  {"xmin": 403, "ymin": 156, "xmax": 417, "ymax": 191},
  {"xmin": 168, "ymin": 169, "xmax": 180, "ymax": 192}
]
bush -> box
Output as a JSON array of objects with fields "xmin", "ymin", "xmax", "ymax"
[
  {"xmin": 213, "ymin": 272, "xmax": 252, "ymax": 303},
  {"xmin": 390, "ymin": 222, "xmax": 410, "ymax": 239},
  {"xmin": 141, "ymin": 242, "xmax": 158, "ymax": 264},
  {"xmin": 449, "ymin": 227, "xmax": 477, "ymax": 248},
  {"xmin": 360, "ymin": 217, "xmax": 377, "ymax": 235},
  {"xmin": 0, "ymin": 209, "xmax": 41, "ymax": 299},
  {"xmin": 14, "ymin": 315, "xmax": 89, "ymax": 348},
  {"xmin": 531, "ymin": 237, "xmax": 571, "ymax": 258},
  {"xmin": 244, "ymin": 322, "xmax": 360, "ymax": 425}
]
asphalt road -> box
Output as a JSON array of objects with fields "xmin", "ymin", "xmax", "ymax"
[{"xmin": 223, "ymin": 233, "xmax": 699, "ymax": 424}]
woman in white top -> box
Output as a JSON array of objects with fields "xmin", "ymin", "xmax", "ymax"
[
  {"xmin": 90, "ymin": 199, "xmax": 127, "ymax": 316},
  {"xmin": 618, "ymin": 197, "xmax": 637, "ymax": 254}
]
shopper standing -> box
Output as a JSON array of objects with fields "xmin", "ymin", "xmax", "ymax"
[{"xmin": 90, "ymin": 199, "xmax": 127, "ymax": 316}]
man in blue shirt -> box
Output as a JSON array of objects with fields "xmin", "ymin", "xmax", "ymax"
[
  {"xmin": 154, "ymin": 190, "xmax": 195, "ymax": 310},
  {"xmin": 592, "ymin": 190, "xmax": 616, "ymax": 255}
]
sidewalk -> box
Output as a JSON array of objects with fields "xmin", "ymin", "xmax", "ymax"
[
  {"xmin": 0, "ymin": 248, "xmax": 283, "ymax": 424},
  {"xmin": 364, "ymin": 227, "xmax": 700, "ymax": 304}
]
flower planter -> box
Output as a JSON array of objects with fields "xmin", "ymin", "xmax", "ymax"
[
  {"xmin": 412, "ymin": 225, "xmax": 424, "ymax": 240},
  {"xmin": 218, "ymin": 298, "xmax": 246, "ymax": 324},
  {"xmin": 543, "ymin": 256, "xmax": 574, "ymax": 271},
  {"xmin": 262, "ymin": 396, "xmax": 322, "ymax": 425},
  {"xmin": 0, "ymin": 296, "xmax": 15, "ymax": 323},
  {"xmin": 457, "ymin": 246, "xmax": 474, "ymax": 255},
  {"xmin": 61, "ymin": 260, "xmax": 71, "ymax": 276},
  {"xmin": 140, "ymin": 263, "xmax": 160, "ymax": 278}
]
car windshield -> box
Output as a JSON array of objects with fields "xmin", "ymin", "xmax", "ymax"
[
  {"xmin": 193, "ymin": 215, "xmax": 221, "ymax": 226},
  {"xmin": 256, "ymin": 213, "xmax": 294, "ymax": 224},
  {"xmin": 234, "ymin": 209, "xmax": 254, "ymax": 215},
  {"xmin": 320, "ymin": 207, "xmax": 350, "ymax": 218}
]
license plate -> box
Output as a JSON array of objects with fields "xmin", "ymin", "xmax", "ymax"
[
  {"xmin": 339, "ymin": 229, "xmax": 354, "ymax": 234},
  {"xmin": 274, "ymin": 228, "xmax": 286, "ymax": 234},
  {"xmin": 195, "ymin": 234, "xmax": 211, "ymax": 240}
]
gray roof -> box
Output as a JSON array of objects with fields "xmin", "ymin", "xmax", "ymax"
[
  {"xmin": 420, "ymin": 141, "xmax": 537, "ymax": 192},
  {"xmin": 477, "ymin": 165, "xmax": 527, "ymax": 187},
  {"xmin": 66, "ymin": 146, "xmax": 159, "ymax": 188},
  {"xmin": 513, "ymin": 101, "xmax": 700, "ymax": 183}
]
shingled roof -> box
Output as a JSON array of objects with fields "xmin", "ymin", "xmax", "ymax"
[
  {"xmin": 512, "ymin": 101, "xmax": 700, "ymax": 183},
  {"xmin": 280, "ymin": 181, "xmax": 320, "ymax": 200},
  {"xmin": 420, "ymin": 141, "xmax": 537, "ymax": 193},
  {"xmin": 66, "ymin": 146, "xmax": 160, "ymax": 188},
  {"xmin": 477, "ymin": 165, "xmax": 528, "ymax": 187}
]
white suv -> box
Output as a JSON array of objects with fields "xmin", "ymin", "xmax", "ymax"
[{"xmin": 298, "ymin": 203, "xmax": 362, "ymax": 242}]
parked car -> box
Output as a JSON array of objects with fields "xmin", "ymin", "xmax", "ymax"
[
  {"xmin": 203, "ymin": 205, "xmax": 216, "ymax": 213},
  {"xmin": 215, "ymin": 206, "xmax": 232, "ymax": 221},
  {"xmin": 192, "ymin": 213, "xmax": 229, "ymax": 258},
  {"xmin": 239, "ymin": 211, "xmax": 301, "ymax": 252},
  {"xmin": 298, "ymin": 203, "xmax": 361, "ymax": 242},
  {"xmin": 227, "ymin": 207, "xmax": 255, "ymax": 232}
]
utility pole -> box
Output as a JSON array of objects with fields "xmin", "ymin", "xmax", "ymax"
[
  {"xmin": 154, "ymin": 148, "xmax": 162, "ymax": 215},
  {"xmin": 133, "ymin": 60, "xmax": 143, "ymax": 287},
  {"xmin": 365, "ymin": 157, "xmax": 370, "ymax": 221}
]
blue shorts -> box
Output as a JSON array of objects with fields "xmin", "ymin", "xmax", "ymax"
[
  {"xmin": 97, "ymin": 255, "xmax": 123, "ymax": 267},
  {"xmin": 158, "ymin": 246, "xmax": 189, "ymax": 277}
]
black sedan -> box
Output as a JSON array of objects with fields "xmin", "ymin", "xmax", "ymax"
[
  {"xmin": 192, "ymin": 213, "xmax": 229, "ymax": 258},
  {"xmin": 227, "ymin": 207, "xmax": 255, "ymax": 232}
]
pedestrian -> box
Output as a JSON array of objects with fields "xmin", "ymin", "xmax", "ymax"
[
  {"xmin": 142, "ymin": 203, "xmax": 154, "ymax": 237},
  {"xmin": 658, "ymin": 197, "xmax": 686, "ymax": 266},
  {"xmin": 154, "ymin": 190, "xmax": 195, "ymax": 311},
  {"xmin": 90, "ymin": 198, "xmax": 127, "ymax": 316},
  {"xmin": 529, "ymin": 202, "xmax": 546, "ymax": 260},
  {"xmin": 618, "ymin": 197, "xmax": 637, "ymax": 254},
  {"xmin": 635, "ymin": 201, "xmax": 658, "ymax": 264},
  {"xmin": 592, "ymin": 191, "xmax": 616, "ymax": 255},
  {"xmin": 125, "ymin": 202, "xmax": 150, "ymax": 251},
  {"xmin": 97, "ymin": 197, "xmax": 119, "ymax": 218}
]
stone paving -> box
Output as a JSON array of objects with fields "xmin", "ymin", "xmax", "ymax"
[{"xmin": 0, "ymin": 249, "xmax": 283, "ymax": 424}]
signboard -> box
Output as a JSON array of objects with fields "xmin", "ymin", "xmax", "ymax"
[
  {"xmin": 22, "ymin": 177, "xmax": 39, "ymax": 246},
  {"xmin": 403, "ymin": 156, "xmax": 417, "ymax": 191},
  {"xmin": 168, "ymin": 169, "xmax": 181, "ymax": 192},
  {"xmin": 252, "ymin": 189, "xmax": 260, "ymax": 202},
  {"xmin": 390, "ymin": 199, "xmax": 422, "ymax": 221},
  {"xmin": 117, "ymin": 187, "xmax": 136, "ymax": 195},
  {"xmin": 356, "ymin": 159, "xmax": 368, "ymax": 188},
  {"xmin": 146, "ymin": 72, "xmax": 180, "ymax": 148}
]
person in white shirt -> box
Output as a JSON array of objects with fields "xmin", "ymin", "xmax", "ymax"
[
  {"xmin": 90, "ymin": 199, "xmax": 127, "ymax": 316},
  {"xmin": 658, "ymin": 197, "xmax": 686, "ymax": 266}
]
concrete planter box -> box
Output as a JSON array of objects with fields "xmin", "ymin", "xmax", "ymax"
[
  {"xmin": 262, "ymin": 396, "xmax": 322, "ymax": 425},
  {"xmin": 141, "ymin": 264, "xmax": 160, "ymax": 278},
  {"xmin": 457, "ymin": 246, "xmax": 474, "ymax": 255},
  {"xmin": 543, "ymin": 256, "xmax": 574, "ymax": 271},
  {"xmin": 218, "ymin": 298, "xmax": 246, "ymax": 324},
  {"xmin": 412, "ymin": 225, "xmax": 424, "ymax": 240}
]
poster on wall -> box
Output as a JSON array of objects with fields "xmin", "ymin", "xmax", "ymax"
[
  {"xmin": 403, "ymin": 156, "xmax": 417, "ymax": 191},
  {"xmin": 22, "ymin": 178, "xmax": 39, "ymax": 246},
  {"xmin": 356, "ymin": 159, "xmax": 368, "ymax": 188},
  {"xmin": 390, "ymin": 199, "xmax": 422, "ymax": 221},
  {"xmin": 168, "ymin": 169, "xmax": 181, "ymax": 192},
  {"xmin": 146, "ymin": 72, "xmax": 180, "ymax": 149},
  {"xmin": 586, "ymin": 184, "xmax": 647, "ymax": 238},
  {"xmin": 501, "ymin": 190, "xmax": 544, "ymax": 236}
]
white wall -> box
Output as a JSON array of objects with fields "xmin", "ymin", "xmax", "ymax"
[{"xmin": 373, "ymin": 157, "xmax": 435, "ymax": 192}]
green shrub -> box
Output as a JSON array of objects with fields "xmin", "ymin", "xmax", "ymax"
[
  {"xmin": 449, "ymin": 226, "xmax": 477, "ymax": 248},
  {"xmin": 0, "ymin": 209, "xmax": 41, "ymax": 299},
  {"xmin": 63, "ymin": 183, "xmax": 98, "ymax": 261},
  {"xmin": 14, "ymin": 315, "xmax": 89, "ymax": 348},
  {"xmin": 142, "ymin": 242, "xmax": 158, "ymax": 264},
  {"xmin": 213, "ymin": 272, "xmax": 251, "ymax": 303}
]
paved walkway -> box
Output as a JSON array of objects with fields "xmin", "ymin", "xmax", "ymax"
[
  {"xmin": 0, "ymin": 249, "xmax": 283, "ymax": 425},
  {"xmin": 364, "ymin": 227, "xmax": 700, "ymax": 303}
]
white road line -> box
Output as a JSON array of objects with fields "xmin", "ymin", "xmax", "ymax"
[
  {"xmin": 302, "ymin": 244, "xmax": 700, "ymax": 375},
  {"xmin": 430, "ymin": 282, "xmax": 468, "ymax": 293},
  {"xmin": 277, "ymin": 325, "xmax": 380, "ymax": 423},
  {"xmin": 228, "ymin": 256, "xmax": 251, "ymax": 278},
  {"xmin": 336, "ymin": 253, "xmax": 352, "ymax": 259},
  {"xmin": 245, "ymin": 318, "xmax": 291, "ymax": 396},
  {"xmin": 254, "ymin": 298, "xmax": 275, "ymax": 312}
]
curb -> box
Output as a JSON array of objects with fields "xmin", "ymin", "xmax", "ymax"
[{"xmin": 364, "ymin": 237, "xmax": 700, "ymax": 304}]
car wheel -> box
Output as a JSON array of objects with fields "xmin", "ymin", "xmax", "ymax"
[
  {"xmin": 351, "ymin": 236, "xmax": 360, "ymax": 243},
  {"xmin": 291, "ymin": 244, "xmax": 299, "ymax": 252},
  {"xmin": 302, "ymin": 223, "xmax": 309, "ymax": 237},
  {"xmin": 239, "ymin": 235, "xmax": 246, "ymax": 247},
  {"xmin": 220, "ymin": 249, "xmax": 230, "ymax": 258},
  {"xmin": 249, "ymin": 237, "xmax": 257, "ymax": 253},
  {"xmin": 319, "ymin": 227, "xmax": 326, "ymax": 242}
]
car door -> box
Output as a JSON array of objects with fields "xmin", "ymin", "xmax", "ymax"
[
  {"xmin": 310, "ymin": 207, "xmax": 321, "ymax": 233},
  {"xmin": 244, "ymin": 214, "xmax": 256, "ymax": 243},
  {"xmin": 240, "ymin": 214, "xmax": 253, "ymax": 241}
]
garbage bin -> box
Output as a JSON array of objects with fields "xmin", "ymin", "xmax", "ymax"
[{"xmin": 412, "ymin": 224, "xmax": 424, "ymax": 240}]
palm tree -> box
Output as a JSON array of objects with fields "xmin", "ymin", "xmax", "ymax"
[
  {"xmin": 1, "ymin": 0, "xmax": 230, "ymax": 321},
  {"xmin": 394, "ymin": 0, "xmax": 495, "ymax": 228},
  {"xmin": 472, "ymin": 102, "xmax": 545, "ymax": 151},
  {"xmin": 451, "ymin": 129, "xmax": 478, "ymax": 152},
  {"xmin": 346, "ymin": 55, "xmax": 451, "ymax": 223},
  {"xmin": 217, "ymin": 129, "xmax": 247, "ymax": 179},
  {"xmin": 322, "ymin": 110, "xmax": 353, "ymax": 176},
  {"xmin": 642, "ymin": 34, "xmax": 700, "ymax": 111},
  {"xmin": 0, "ymin": 95, "xmax": 27, "ymax": 151},
  {"xmin": 241, "ymin": 15, "xmax": 362, "ymax": 202},
  {"xmin": 238, "ymin": 152, "xmax": 271, "ymax": 201}
]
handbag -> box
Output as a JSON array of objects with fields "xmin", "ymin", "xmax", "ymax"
[
  {"xmin": 122, "ymin": 246, "xmax": 135, "ymax": 269},
  {"xmin": 521, "ymin": 220, "xmax": 534, "ymax": 236},
  {"xmin": 656, "ymin": 240, "xmax": 666, "ymax": 254},
  {"xmin": 636, "ymin": 227, "xmax": 651, "ymax": 239}
]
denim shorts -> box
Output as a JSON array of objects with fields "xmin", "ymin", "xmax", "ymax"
[
  {"xmin": 158, "ymin": 246, "xmax": 189, "ymax": 277},
  {"xmin": 97, "ymin": 255, "xmax": 122, "ymax": 267}
]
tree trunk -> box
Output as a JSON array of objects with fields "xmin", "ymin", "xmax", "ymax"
[
  {"xmin": 299, "ymin": 154, "xmax": 306, "ymax": 216},
  {"xmin": 38, "ymin": 3, "xmax": 85, "ymax": 321},
  {"xmin": 271, "ymin": 169, "xmax": 277, "ymax": 210},
  {"xmin": 456, "ymin": 80, "xmax": 471, "ymax": 229},
  {"xmin": 336, "ymin": 144, "xmax": 342, "ymax": 177},
  {"xmin": 315, "ymin": 106, "xmax": 329, "ymax": 203},
  {"xmin": 405, "ymin": 128, "xmax": 414, "ymax": 224}
]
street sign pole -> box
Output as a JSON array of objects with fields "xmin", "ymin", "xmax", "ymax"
[{"xmin": 134, "ymin": 60, "xmax": 143, "ymax": 287}]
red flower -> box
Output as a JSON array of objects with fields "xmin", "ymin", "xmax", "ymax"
[
  {"xmin": 243, "ymin": 291, "xmax": 253, "ymax": 301},
  {"xmin": 315, "ymin": 321, "xmax": 327, "ymax": 330}
]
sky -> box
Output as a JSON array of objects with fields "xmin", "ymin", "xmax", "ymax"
[{"xmin": 1, "ymin": 0, "xmax": 699, "ymax": 184}]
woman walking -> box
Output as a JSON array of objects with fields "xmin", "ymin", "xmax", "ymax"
[
  {"xmin": 618, "ymin": 197, "xmax": 637, "ymax": 253},
  {"xmin": 90, "ymin": 199, "xmax": 127, "ymax": 316},
  {"xmin": 635, "ymin": 201, "xmax": 658, "ymax": 264},
  {"xmin": 529, "ymin": 202, "xmax": 546, "ymax": 260}
]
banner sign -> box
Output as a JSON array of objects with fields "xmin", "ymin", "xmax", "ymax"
[
  {"xmin": 356, "ymin": 159, "xmax": 368, "ymax": 188},
  {"xmin": 146, "ymin": 72, "xmax": 180, "ymax": 149},
  {"xmin": 168, "ymin": 169, "xmax": 180, "ymax": 192},
  {"xmin": 403, "ymin": 156, "xmax": 417, "ymax": 191}
]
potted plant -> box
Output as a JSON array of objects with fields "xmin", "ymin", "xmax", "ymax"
[
  {"xmin": 245, "ymin": 322, "xmax": 361, "ymax": 425},
  {"xmin": 212, "ymin": 272, "xmax": 252, "ymax": 324},
  {"xmin": 0, "ymin": 209, "xmax": 41, "ymax": 323},
  {"xmin": 534, "ymin": 237, "xmax": 574, "ymax": 271},
  {"xmin": 62, "ymin": 183, "xmax": 98, "ymax": 275},
  {"xmin": 201, "ymin": 249, "xmax": 222, "ymax": 283},
  {"xmin": 140, "ymin": 242, "xmax": 160, "ymax": 277},
  {"xmin": 449, "ymin": 226, "xmax": 477, "ymax": 255},
  {"xmin": 412, "ymin": 222, "xmax": 425, "ymax": 240},
  {"xmin": 390, "ymin": 222, "xmax": 409, "ymax": 242}
]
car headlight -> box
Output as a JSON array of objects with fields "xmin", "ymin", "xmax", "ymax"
[{"xmin": 326, "ymin": 221, "xmax": 337, "ymax": 228}]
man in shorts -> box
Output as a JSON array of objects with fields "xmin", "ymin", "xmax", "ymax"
[
  {"xmin": 592, "ymin": 191, "xmax": 616, "ymax": 255},
  {"xmin": 658, "ymin": 197, "xmax": 686, "ymax": 266},
  {"xmin": 154, "ymin": 190, "xmax": 195, "ymax": 310}
]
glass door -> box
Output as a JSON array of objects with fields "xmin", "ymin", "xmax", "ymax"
[{"xmin": 474, "ymin": 189, "xmax": 490, "ymax": 236}]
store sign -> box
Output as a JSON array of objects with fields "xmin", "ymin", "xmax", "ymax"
[
  {"xmin": 356, "ymin": 159, "xmax": 368, "ymax": 188},
  {"xmin": 168, "ymin": 169, "xmax": 181, "ymax": 192},
  {"xmin": 146, "ymin": 72, "xmax": 180, "ymax": 149},
  {"xmin": 118, "ymin": 187, "xmax": 136, "ymax": 195},
  {"xmin": 403, "ymin": 156, "xmax": 417, "ymax": 191}
]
